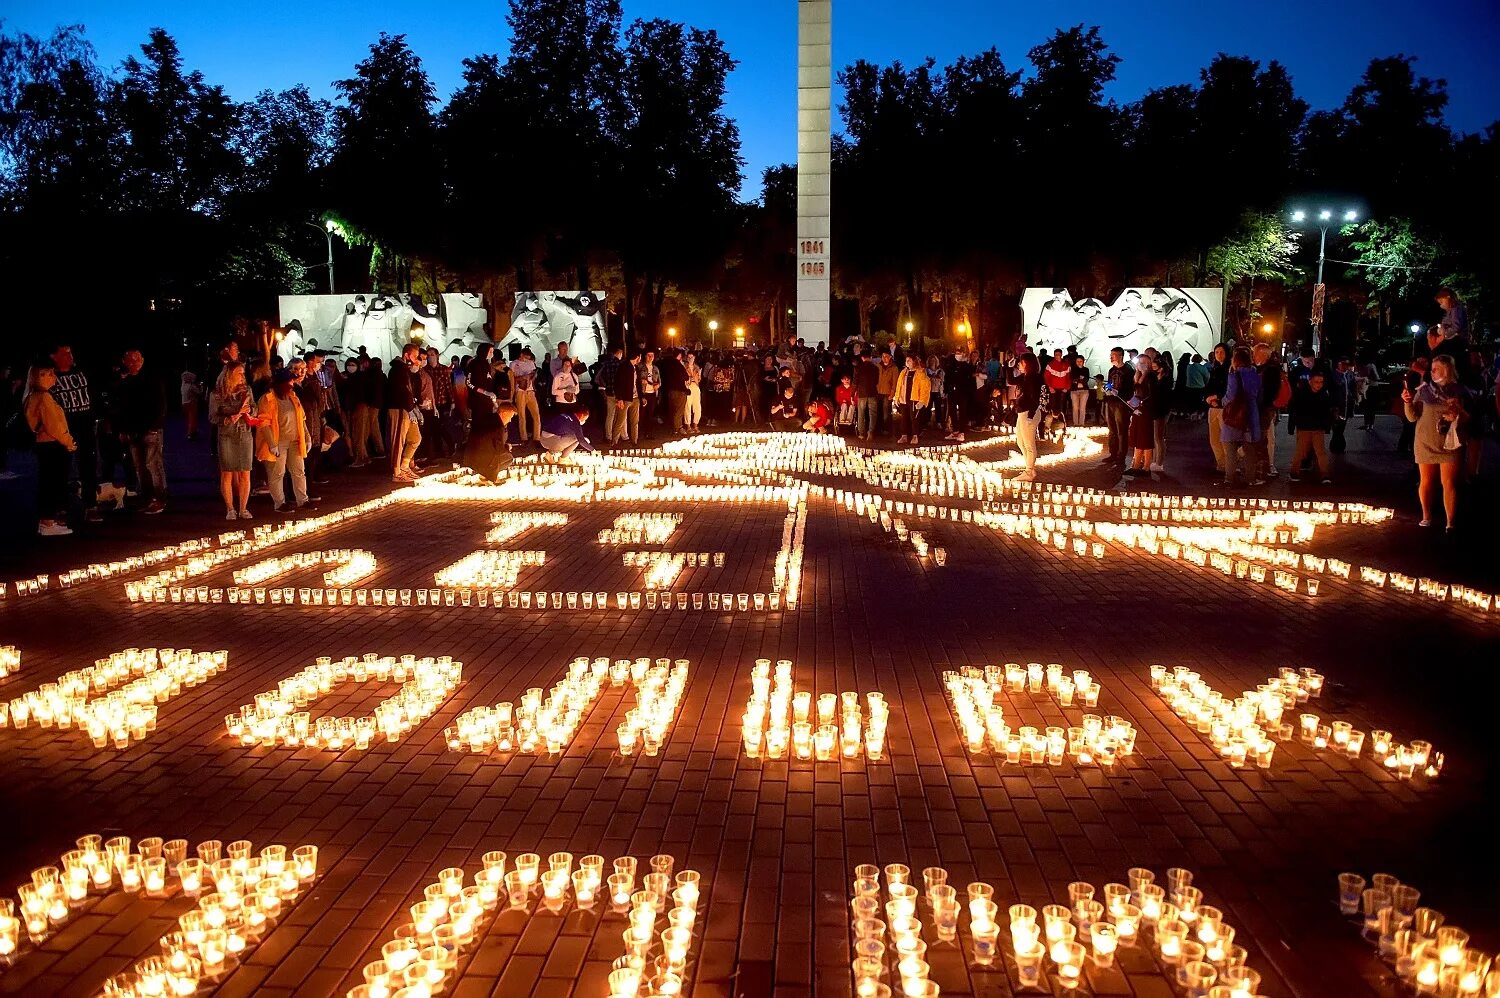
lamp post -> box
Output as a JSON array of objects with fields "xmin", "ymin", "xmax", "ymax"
[
  {"xmin": 708, "ymin": 320, "xmax": 719, "ymax": 349},
  {"xmin": 306, "ymin": 220, "xmax": 336, "ymax": 294},
  {"xmin": 1289, "ymin": 207, "xmax": 1358, "ymax": 355}
]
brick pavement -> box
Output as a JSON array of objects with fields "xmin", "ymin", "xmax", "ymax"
[{"xmin": 2, "ymin": 434, "xmax": 1498, "ymax": 998}]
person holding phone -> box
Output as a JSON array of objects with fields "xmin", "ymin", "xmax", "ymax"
[
  {"xmin": 1403, "ymin": 353, "xmax": 1469, "ymax": 530},
  {"xmin": 211, "ymin": 361, "xmax": 258, "ymax": 519}
]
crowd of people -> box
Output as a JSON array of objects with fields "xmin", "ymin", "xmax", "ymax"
[{"xmin": 2, "ymin": 287, "xmax": 1494, "ymax": 537}]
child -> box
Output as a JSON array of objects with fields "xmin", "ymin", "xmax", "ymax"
[
  {"xmin": 1288, "ymin": 371, "xmax": 1334, "ymax": 483},
  {"xmin": 835, "ymin": 375, "xmax": 857, "ymax": 435},
  {"xmin": 804, "ymin": 398, "xmax": 834, "ymax": 434}
]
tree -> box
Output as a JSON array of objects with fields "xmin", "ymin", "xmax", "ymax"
[
  {"xmin": 328, "ymin": 32, "xmax": 441, "ymax": 287},
  {"xmin": 114, "ymin": 28, "xmax": 240, "ymax": 214},
  {"xmin": 613, "ymin": 18, "xmax": 742, "ymax": 339},
  {"xmin": 1206, "ymin": 211, "xmax": 1302, "ymax": 335}
]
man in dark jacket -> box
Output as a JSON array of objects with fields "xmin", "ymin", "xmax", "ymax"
[
  {"xmin": 612, "ymin": 352, "xmax": 642, "ymax": 445},
  {"xmin": 1101, "ymin": 347, "xmax": 1135, "ymax": 467},
  {"xmin": 112, "ymin": 348, "xmax": 168, "ymax": 513},
  {"xmin": 1288, "ymin": 371, "xmax": 1334, "ymax": 483},
  {"xmin": 1253, "ymin": 343, "xmax": 1284, "ymax": 478},
  {"xmin": 384, "ymin": 344, "xmax": 422, "ymax": 480},
  {"xmin": 1203, "ymin": 344, "xmax": 1231, "ymax": 483},
  {"xmin": 292, "ymin": 355, "xmax": 328, "ymax": 499},
  {"xmin": 853, "ymin": 349, "xmax": 881, "ymax": 440},
  {"xmin": 661, "ymin": 348, "xmax": 690, "ymax": 435}
]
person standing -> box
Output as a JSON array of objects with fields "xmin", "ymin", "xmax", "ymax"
[
  {"xmin": 290, "ymin": 358, "xmax": 326, "ymax": 500},
  {"xmin": 638, "ymin": 349, "xmax": 662, "ymax": 438},
  {"xmin": 924, "ymin": 355, "xmax": 946, "ymax": 436},
  {"xmin": 661, "ymin": 348, "xmax": 689, "ymax": 434},
  {"xmin": 853, "ymin": 349, "xmax": 881, "ymax": 441},
  {"xmin": 24, "ymin": 362, "xmax": 77, "ymax": 536},
  {"xmin": 1288, "ymin": 369, "xmax": 1335, "ymax": 484},
  {"xmin": 1101, "ymin": 347, "xmax": 1135, "ymax": 468},
  {"xmin": 181, "ymin": 372, "xmax": 202, "ymax": 441},
  {"xmin": 256, "ymin": 368, "xmax": 310, "ymax": 512},
  {"xmin": 48, "ymin": 342, "xmax": 101, "ymax": 523},
  {"xmin": 1126, "ymin": 358, "xmax": 1157, "ymax": 477},
  {"xmin": 875, "ymin": 352, "xmax": 898, "ymax": 437},
  {"xmin": 893, "ymin": 355, "xmax": 931, "ymax": 445},
  {"xmin": 384, "ymin": 344, "xmax": 422, "ymax": 481},
  {"xmin": 1044, "ymin": 349, "xmax": 1072, "ymax": 418},
  {"xmin": 511, "ymin": 348, "xmax": 542, "ymax": 442},
  {"xmin": 352, "ymin": 358, "xmax": 386, "ymax": 466},
  {"xmin": 1252, "ymin": 342, "xmax": 1286, "ymax": 479},
  {"xmin": 1068, "ymin": 355, "xmax": 1091, "ymax": 429},
  {"xmin": 424, "ymin": 348, "xmax": 456, "ymax": 458},
  {"xmin": 684, "ymin": 351, "xmax": 703, "ymax": 433},
  {"xmin": 612, "ymin": 352, "xmax": 642, "ymax": 445},
  {"xmin": 1221, "ymin": 347, "xmax": 1264, "ymax": 486},
  {"xmin": 947, "ymin": 350, "xmax": 975, "ymax": 441},
  {"xmin": 113, "ymin": 349, "xmax": 168, "ymax": 514},
  {"xmin": 1149, "ymin": 353, "xmax": 1172, "ymax": 473},
  {"xmin": 597, "ymin": 344, "xmax": 624, "ymax": 444},
  {"xmin": 211, "ymin": 361, "xmax": 256, "ymax": 519},
  {"xmin": 1402, "ymin": 354, "xmax": 1469, "ymax": 530},
  {"xmin": 1011, "ymin": 354, "xmax": 1044, "ymax": 481},
  {"xmin": 1203, "ymin": 345, "xmax": 1231, "ymax": 484}
]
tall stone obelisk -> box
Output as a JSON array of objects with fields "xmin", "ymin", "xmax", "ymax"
[{"xmin": 796, "ymin": 0, "xmax": 831, "ymax": 346}]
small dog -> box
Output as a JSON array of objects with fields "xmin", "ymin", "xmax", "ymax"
[
  {"xmin": 96, "ymin": 483, "xmax": 126, "ymax": 509},
  {"xmin": 1040, "ymin": 412, "xmax": 1068, "ymax": 444}
]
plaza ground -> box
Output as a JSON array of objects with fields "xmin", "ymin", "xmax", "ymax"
[{"xmin": 2, "ymin": 417, "xmax": 1499, "ymax": 997}]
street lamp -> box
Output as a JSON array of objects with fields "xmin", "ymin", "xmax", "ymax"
[
  {"xmin": 667, "ymin": 326, "xmax": 678, "ymax": 339},
  {"xmin": 1409, "ymin": 321, "xmax": 1423, "ymax": 335},
  {"xmin": 1261, "ymin": 321, "xmax": 1275, "ymax": 337},
  {"xmin": 306, "ymin": 220, "xmax": 336, "ymax": 294},
  {"xmin": 1288, "ymin": 205, "xmax": 1359, "ymax": 355},
  {"xmin": 904, "ymin": 320, "xmax": 915, "ymax": 335},
  {"xmin": 708, "ymin": 319, "xmax": 719, "ymax": 348}
]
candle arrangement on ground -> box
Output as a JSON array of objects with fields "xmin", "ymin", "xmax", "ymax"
[
  {"xmin": 226, "ymin": 654, "xmax": 461, "ymax": 750},
  {"xmin": 484, "ymin": 510, "xmax": 570, "ymax": 544},
  {"xmin": 598, "ymin": 512, "xmax": 683, "ymax": 545},
  {"xmin": 446, "ymin": 656, "xmax": 688, "ymax": 757},
  {"xmin": 0, "ymin": 645, "xmax": 18, "ymax": 678},
  {"xmin": 848, "ymin": 862, "xmax": 1263, "ymax": 996},
  {"xmin": 433, "ymin": 550, "xmax": 547, "ymax": 589},
  {"xmin": 2, "ymin": 648, "xmax": 226, "ymax": 748},
  {"xmin": 1336, "ymin": 872, "xmax": 1495, "ymax": 995},
  {"xmin": 231, "ymin": 549, "xmax": 377, "ymax": 588},
  {"xmin": 1152, "ymin": 664, "xmax": 1443, "ymax": 780},
  {"xmin": 351, "ymin": 851, "xmax": 701, "ymax": 998},
  {"xmin": 0, "ymin": 833, "xmax": 318, "ymax": 987},
  {"xmin": 740, "ymin": 659, "xmax": 889, "ymax": 762},
  {"xmin": 943, "ymin": 663, "xmax": 1136, "ymax": 768}
]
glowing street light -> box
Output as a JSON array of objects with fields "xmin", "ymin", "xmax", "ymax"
[
  {"xmin": 1261, "ymin": 321, "xmax": 1275, "ymax": 336},
  {"xmin": 305, "ymin": 220, "xmax": 338, "ymax": 294},
  {"xmin": 1288, "ymin": 205, "xmax": 1361, "ymax": 354},
  {"xmin": 667, "ymin": 326, "xmax": 678, "ymax": 339},
  {"xmin": 904, "ymin": 320, "xmax": 915, "ymax": 335},
  {"xmin": 1409, "ymin": 321, "xmax": 1424, "ymax": 335},
  {"xmin": 708, "ymin": 319, "xmax": 719, "ymax": 348}
]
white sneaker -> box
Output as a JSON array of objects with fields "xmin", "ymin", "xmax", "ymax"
[
  {"xmin": 38, "ymin": 521, "xmax": 73, "ymax": 537},
  {"xmin": 238, "ymin": 509, "xmax": 253, "ymax": 519},
  {"xmin": 226, "ymin": 510, "xmax": 238, "ymax": 521},
  {"xmin": 1149, "ymin": 462, "xmax": 1163, "ymax": 472}
]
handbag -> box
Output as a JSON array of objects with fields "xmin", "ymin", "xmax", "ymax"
[{"xmin": 1222, "ymin": 373, "xmax": 1249, "ymax": 431}]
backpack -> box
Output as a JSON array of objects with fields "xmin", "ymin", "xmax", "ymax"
[{"xmin": 1271, "ymin": 366, "xmax": 1292, "ymax": 409}]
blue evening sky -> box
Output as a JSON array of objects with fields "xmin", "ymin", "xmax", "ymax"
[{"xmin": 7, "ymin": 0, "xmax": 1498, "ymax": 198}]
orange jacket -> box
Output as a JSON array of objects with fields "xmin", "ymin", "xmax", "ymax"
[{"xmin": 254, "ymin": 390, "xmax": 309, "ymax": 462}]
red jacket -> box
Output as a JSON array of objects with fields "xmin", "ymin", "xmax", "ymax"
[
  {"xmin": 835, "ymin": 385, "xmax": 857, "ymax": 406},
  {"xmin": 1044, "ymin": 362, "xmax": 1072, "ymax": 392}
]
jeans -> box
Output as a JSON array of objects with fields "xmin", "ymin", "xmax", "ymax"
[
  {"xmin": 1070, "ymin": 389, "xmax": 1090, "ymax": 426},
  {"xmin": 1015, "ymin": 409, "xmax": 1040, "ymax": 471},
  {"xmin": 667, "ymin": 390, "xmax": 688, "ymax": 433},
  {"xmin": 386, "ymin": 410, "xmax": 421, "ymax": 473},
  {"xmin": 613, "ymin": 399, "xmax": 640, "ymax": 443},
  {"xmin": 35, "ymin": 441, "xmax": 70, "ymax": 519},
  {"xmin": 896, "ymin": 402, "xmax": 920, "ymax": 439},
  {"xmin": 539, "ymin": 431, "xmax": 578, "ymax": 459},
  {"xmin": 1152, "ymin": 417, "xmax": 1167, "ymax": 466},
  {"xmin": 639, "ymin": 393, "xmax": 659, "ymax": 436},
  {"xmin": 1207, "ymin": 408, "xmax": 1227, "ymax": 474},
  {"xmin": 1292, "ymin": 430, "xmax": 1331, "ymax": 478},
  {"xmin": 514, "ymin": 390, "xmax": 541, "ymax": 441},
  {"xmin": 1105, "ymin": 402, "xmax": 1130, "ymax": 462},
  {"xmin": 126, "ymin": 430, "xmax": 168, "ymax": 501},
  {"xmin": 856, "ymin": 397, "xmax": 881, "ymax": 438},
  {"xmin": 263, "ymin": 449, "xmax": 307, "ymax": 507},
  {"xmin": 68, "ymin": 418, "xmax": 98, "ymax": 509},
  {"xmin": 602, "ymin": 394, "xmax": 617, "ymax": 441},
  {"xmin": 1260, "ymin": 408, "xmax": 1278, "ymax": 471}
]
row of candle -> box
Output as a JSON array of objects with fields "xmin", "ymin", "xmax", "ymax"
[
  {"xmin": 623, "ymin": 552, "xmax": 687, "ymax": 589},
  {"xmin": 3, "ymin": 533, "xmax": 222, "ymax": 600},
  {"xmin": 3, "ymin": 648, "xmax": 226, "ymax": 747},
  {"xmin": 350, "ymin": 852, "xmax": 700, "ymax": 998},
  {"xmin": 123, "ymin": 584, "xmax": 789, "ymax": 612},
  {"xmin": 1340, "ymin": 873, "xmax": 1497, "ymax": 995},
  {"xmin": 1, "ymin": 834, "xmax": 317, "ymax": 981},
  {"xmin": 433, "ymin": 550, "xmax": 546, "ymax": 589},
  {"xmin": 1152, "ymin": 665, "xmax": 1320, "ymax": 769},
  {"xmin": 944, "ymin": 666, "xmax": 1137, "ymax": 768},
  {"xmin": 0, "ymin": 645, "xmax": 17, "ymax": 678},
  {"xmin": 774, "ymin": 500, "xmax": 806, "ymax": 608},
  {"xmin": 598, "ymin": 512, "xmax": 682, "ymax": 545},
  {"xmin": 742, "ymin": 659, "xmax": 889, "ymax": 761},
  {"xmin": 446, "ymin": 657, "xmax": 688, "ymax": 757},
  {"xmin": 484, "ymin": 510, "xmax": 570, "ymax": 544},
  {"xmin": 231, "ymin": 549, "xmax": 376, "ymax": 588},
  {"xmin": 226, "ymin": 655, "xmax": 462, "ymax": 750}
]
